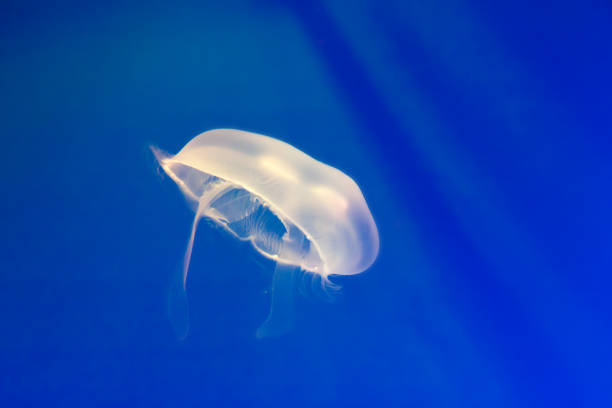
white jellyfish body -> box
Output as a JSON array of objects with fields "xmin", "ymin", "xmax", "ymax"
[{"xmin": 152, "ymin": 129, "xmax": 379, "ymax": 338}]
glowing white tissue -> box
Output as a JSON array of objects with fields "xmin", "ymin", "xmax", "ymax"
[{"xmin": 152, "ymin": 129, "xmax": 379, "ymax": 338}]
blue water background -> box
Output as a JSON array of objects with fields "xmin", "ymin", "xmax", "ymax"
[{"xmin": 1, "ymin": 1, "xmax": 611, "ymax": 406}]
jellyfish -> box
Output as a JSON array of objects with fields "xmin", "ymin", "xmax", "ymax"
[{"xmin": 151, "ymin": 129, "xmax": 379, "ymax": 338}]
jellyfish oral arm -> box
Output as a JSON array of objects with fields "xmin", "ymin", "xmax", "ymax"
[
  {"xmin": 166, "ymin": 200, "xmax": 204, "ymax": 341},
  {"xmin": 182, "ymin": 203, "xmax": 203, "ymax": 290},
  {"xmin": 255, "ymin": 260, "xmax": 298, "ymax": 338},
  {"xmin": 167, "ymin": 269, "xmax": 190, "ymax": 341},
  {"xmin": 182, "ymin": 180, "xmax": 235, "ymax": 289},
  {"xmin": 256, "ymin": 232, "xmax": 305, "ymax": 338}
]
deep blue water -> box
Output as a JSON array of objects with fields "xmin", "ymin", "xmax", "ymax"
[{"xmin": 2, "ymin": 1, "xmax": 612, "ymax": 406}]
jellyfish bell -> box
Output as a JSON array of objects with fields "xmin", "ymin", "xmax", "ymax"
[{"xmin": 152, "ymin": 129, "xmax": 379, "ymax": 338}]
